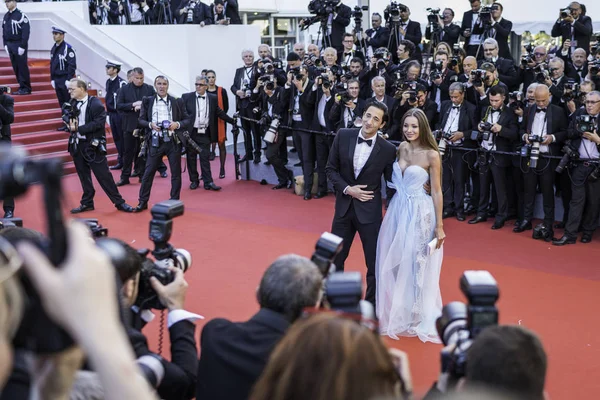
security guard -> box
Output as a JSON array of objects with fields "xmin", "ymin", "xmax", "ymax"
[
  {"xmin": 105, "ymin": 59, "xmax": 127, "ymax": 170},
  {"xmin": 50, "ymin": 26, "xmax": 76, "ymax": 114},
  {"xmin": 2, "ymin": 0, "xmax": 31, "ymax": 95}
]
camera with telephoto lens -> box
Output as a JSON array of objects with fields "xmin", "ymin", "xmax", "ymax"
[
  {"xmin": 335, "ymin": 82, "xmax": 353, "ymax": 104},
  {"xmin": 555, "ymin": 141, "xmax": 579, "ymax": 173},
  {"xmin": 576, "ymin": 114, "xmax": 596, "ymax": 134},
  {"xmin": 160, "ymin": 120, "xmax": 172, "ymax": 142},
  {"xmin": 384, "ymin": 2, "xmax": 408, "ymax": 23},
  {"xmin": 90, "ymin": 137, "xmax": 107, "ymax": 155},
  {"xmin": 289, "ymin": 66, "xmax": 304, "ymax": 81},
  {"xmin": 329, "ymin": 64, "xmax": 343, "ymax": 78},
  {"xmin": 590, "ymin": 60, "xmax": 600, "ymax": 76},
  {"xmin": 262, "ymin": 113, "xmax": 281, "ymax": 144},
  {"xmin": 307, "ymin": 0, "xmax": 337, "ymax": 17},
  {"xmin": 562, "ymin": 80, "xmax": 580, "ymax": 102},
  {"xmin": 470, "ymin": 69, "xmax": 486, "ymax": 87},
  {"xmin": 426, "ymin": 8, "xmax": 441, "ymax": 27},
  {"xmin": 534, "ymin": 63, "xmax": 549, "ymax": 83},
  {"xmin": 449, "ymin": 56, "xmax": 460, "ymax": 69},
  {"xmin": 508, "ymin": 91, "xmax": 525, "ymax": 110},
  {"xmin": 471, "ymin": 122, "xmax": 493, "ymax": 142},
  {"xmin": 526, "ymin": 134, "xmax": 543, "ymax": 169},
  {"xmin": 433, "ymin": 129, "xmax": 453, "ymax": 142},
  {"xmin": 430, "ymin": 60, "xmax": 444, "ymax": 81},
  {"xmin": 0, "ymin": 86, "xmax": 10, "ymax": 95},
  {"xmin": 309, "ymin": 232, "xmax": 376, "ymax": 330},
  {"xmin": 435, "ymin": 271, "xmax": 499, "ymax": 388},
  {"xmin": 479, "ymin": 6, "xmax": 493, "ymax": 26},
  {"xmin": 61, "ymin": 102, "xmax": 81, "ymax": 125},
  {"xmin": 373, "ymin": 47, "xmax": 391, "ymax": 70},
  {"xmin": 560, "ymin": 7, "xmax": 571, "ymax": 19}
]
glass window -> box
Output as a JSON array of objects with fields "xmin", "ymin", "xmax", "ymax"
[
  {"xmin": 274, "ymin": 18, "xmax": 296, "ymax": 36},
  {"xmin": 248, "ymin": 12, "xmax": 270, "ymax": 36}
]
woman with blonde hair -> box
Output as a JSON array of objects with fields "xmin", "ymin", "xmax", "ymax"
[
  {"xmin": 250, "ymin": 313, "xmax": 412, "ymax": 400},
  {"xmin": 376, "ymin": 108, "xmax": 445, "ymax": 343}
]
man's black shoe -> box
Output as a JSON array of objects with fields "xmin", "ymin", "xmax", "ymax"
[
  {"xmin": 552, "ymin": 235, "xmax": 576, "ymax": 246},
  {"xmin": 239, "ymin": 154, "xmax": 253, "ymax": 163},
  {"xmin": 464, "ymin": 205, "xmax": 477, "ymax": 215},
  {"xmin": 554, "ymin": 221, "xmax": 566, "ymax": 229},
  {"xmin": 131, "ymin": 171, "xmax": 140, "ymax": 178},
  {"xmin": 57, "ymin": 126, "xmax": 69, "ymax": 132},
  {"xmin": 293, "ymin": 162, "xmax": 302, "ymax": 167},
  {"xmin": 134, "ymin": 202, "xmax": 148, "ymax": 213},
  {"xmin": 513, "ymin": 220, "xmax": 532, "ymax": 233},
  {"xmin": 272, "ymin": 182, "xmax": 287, "ymax": 190},
  {"xmin": 116, "ymin": 203, "xmax": 134, "ymax": 213},
  {"xmin": 253, "ymin": 158, "xmax": 260, "ymax": 164},
  {"xmin": 581, "ymin": 233, "xmax": 592, "ymax": 243},
  {"xmin": 314, "ymin": 191, "xmax": 327, "ymax": 199},
  {"xmin": 71, "ymin": 204, "xmax": 94, "ymax": 214},
  {"xmin": 456, "ymin": 213, "xmax": 465, "ymax": 222},
  {"xmin": 3, "ymin": 211, "xmax": 13, "ymax": 218},
  {"xmin": 468, "ymin": 215, "xmax": 487, "ymax": 224},
  {"xmin": 304, "ymin": 193, "xmax": 312, "ymax": 200},
  {"xmin": 160, "ymin": 171, "xmax": 168, "ymax": 178},
  {"xmin": 116, "ymin": 179, "xmax": 130, "ymax": 187},
  {"xmin": 190, "ymin": 181, "xmax": 199, "ymax": 190},
  {"xmin": 442, "ymin": 210, "xmax": 455, "ymax": 219},
  {"xmin": 204, "ymin": 182, "xmax": 222, "ymax": 191},
  {"xmin": 14, "ymin": 89, "xmax": 31, "ymax": 95},
  {"xmin": 109, "ymin": 163, "xmax": 123, "ymax": 170},
  {"xmin": 491, "ymin": 220, "xmax": 505, "ymax": 230}
]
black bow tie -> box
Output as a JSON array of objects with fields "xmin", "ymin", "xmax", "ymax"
[
  {"xmin": 197, "ymin": 95, "xmax": 205, "ymax": 99},
  {"xmin": 452, "ymin": 105, "xmax": 461, "ymax": 109},
  {"xmin": 76, "ymin": 100, "xmax": 83, "ymax": 105},
  {"xmin": 536, "ymin": 108, "xmax": 547, "ymax": 113},
  {"xmin": 358, "ymin": 137, "xmax": 373, "ymax": 147},
  {"xmin": 491, "ymin": 109, "xmax": 501, "ymax": 113},
  {"xmin": 345, "ymin": 52, "xmax": 352, "ymax": 56}
]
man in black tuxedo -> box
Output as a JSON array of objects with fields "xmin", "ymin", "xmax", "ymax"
[
  {"xmin": 311, "ymin": 74, "xmax": 335, "ymax": 198},
  {"xmin": 116, "ymin": 67, "xmax": 165, "ymax": 186},
  {"xmin": 436, "ymin": 82, "xmax": 478, "ymax": 221},
  {"xmin": 559, "ymin": 45, "xmax": 588, "ymax": 83},
  {"xmin": 134, "ymin": 76, "xmax": 191, "ymax": 212},
  {"xmin": 326, "ymin": 102, "xmax": 397, "ymax": 305},
  {"xmin": 325, "ymin": 1, "xmax": 351, "ymax": 51},
  {"xmin": 425, "ymin": 8, "xmax": 461, "ymax": 49},
  {"xmin": 487, "ymin": 3, "xmax": 513, "ymax": 60},
  {"xmin": 196, "ymin": 254, "xmax": 323, "ymax": 400},
  {"xmin": 428, "ymin": 51, "xmax": 457, "ymax": 111},
  {"xmin": 551, "ymin": 2, "xmax": 593, "ymax": 57},
  {"xmin": 515, "ymin": 85, "xmax": 568, "ymax": 239},
  {"xmin": 388, "ymin": 6, "xmax": 422, "ymax": 64},
  {"xmin": 364, "ymin": 13, "xmax": 390, "ymax": 56},
  {"xmin": 519, "ymin": 46, "xmax": 549, "ymax": 94},
  {"xmin": 182, "ymin": 75, "xmax": 234, "ymax": 191},
  {"xmin": 481, "ymin": 38, "xmax": 519, "ymax": 91},
  {"xmin": 366, "ymin": 76, "xmax": 396, "ymax": 116},
  {"xmin": 468, "ymin": 85, "xmax": 519, "ymax": 229},
  {"xmin": 329, "ymin": 79, "xmax": 365, "ymax": 132},
  {"xmin": 66, "ymin": 79, "xmax": 134, "ymax": 214},
  {"xmin": 461, "ymin": 0, "xmax": 485, "ymax": 59},
  {"xmin": 0, "ymin": 91, "xmax": 15, "ymax": 217},
  {"xmin": 338, "ymin": 33, "xmax": 365, "ymax": 67},
  {"xmin": 390, "ymin": 82, "xmax": 439, "ymax": 140},
  {"xmin": 231, "ymin": 49, "xmax": 261, "ymax": 163},
  {"xmin": 553, "ymin": 91, "xmax": 600, "ymax": 245}
]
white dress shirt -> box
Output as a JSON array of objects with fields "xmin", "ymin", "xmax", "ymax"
[
  {"xmin": 481, "ymin": 109, "xmax": 500, "ymax": 151},
  {"xmin": 353, "ymin": 129, "xmax": 377, "ymax": 178},
  {"xmin": 151, "ymin": 95, "xmax": 173, "ymax": 134},
  {"xmin": 470, "ymin": 13, "xmax": 483, "ymax": 45},
  {"xmin": 443, "ymin": 105, "xmax": 462, "ymax": 145},
  {"xmin": 194, "ymin": 93, "xmax": 210, "ymax": 129},
  {"xmin": 530, "ymin": 110, "xmax": 550, "ymax": 153},
  {"xmin": 76, "ymin": 95, "xmax": 89, "ymax": 140},
  {"xmin": 578, "ymin": 114, "xmax": 600, "ymax": 159}
]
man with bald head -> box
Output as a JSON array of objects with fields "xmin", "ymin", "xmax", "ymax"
[
  {"xmin": 293, "ymin": 42, "xmax": 305, "ymax": 59},
  {"xmin": 515, "ymin": 85, "xmax": 568, "ymax": 239},
  {"xmin": 551, "ymin": 1, "xmax": 593, "ymax": 57}
]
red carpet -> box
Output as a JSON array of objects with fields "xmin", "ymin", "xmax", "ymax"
[{"xmin": 14, "ymin": 158, "xmax": 600, "ymax": 399}]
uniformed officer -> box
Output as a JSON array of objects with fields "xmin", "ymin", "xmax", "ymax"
[
  {"xmin": 105, "ymin": 59, "xmax": 127, "ymax": 170},
  {"xmin": 2, "ymin": 0, "xmax": 32, "ymax": 95},
  {"xmin": 50, "ymin": 26, "xmax": 76, "ymax": 115}
]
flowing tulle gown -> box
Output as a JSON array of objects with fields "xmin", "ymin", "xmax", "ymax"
[{"xmin": 375, "ymin": 163, "xmax": 443, "ymax": 343}]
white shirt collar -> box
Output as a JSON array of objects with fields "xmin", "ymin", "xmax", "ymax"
[
  {"xmin": 78, "ymin": 95, "xmax": 89, "ymax": 103},
  {"xmin": 358, "ymin": 129, "xmax": 377, "ymax": 143},
  {"xmin": 157, "ymin": 94, "xmax": 169, "ymax": 102}
]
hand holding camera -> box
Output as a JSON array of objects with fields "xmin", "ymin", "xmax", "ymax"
[
  {"xmin": 582, "ymin": 130, "xmax": 600, "ymax": 145},
  {"xmin": 150, "ymin": 266, "xmax": 188, "ymax": 311},
  {"xmin": 133, "ymin": 100, "xmax": 142, "ymax": 112},
  {"xmin": 151, "ymin": 122, "xmax": 161, "ymax": 131},
  {"xmin": 449, "ymin": 131, "xmax": 464, "ymax": 142},
  {"xmin": 69, "ymin": 120, "xmax": 78, "ymax": 133}
]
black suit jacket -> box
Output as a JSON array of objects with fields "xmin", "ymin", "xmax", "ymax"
[
  {"xmin": 480, "ymin": 58, "xmax": 519, "ymax": 91},
  {"xmin": 230, "ymin": 66, "xmax": 256, "ymax": 110},
  {"xmin": 489, "ymin": 18, "xmax": 513, "ymax": 60},
  {"xmin": 117, "ymin": 82, "xmax": 156, "ymax": 131},
  {"xmin": 426, "ymin": 23, "xmax": 461, "ymax": 48},
  {"xmin": 283, "ymin": 80, "xmax": 316, "ymax": 129},
  {"xmin": 328, "ymin": 3, "xmax": 352, "ymax": 51},
  {"xmin": 337, "ymin": 49, "xmax": 365, "ymax": 66},
  {"xmin": 390, "ymin": 99, "xmax": 439, "ymax": 141},
  {"xmin": 129, "ymin": 320, "xmax": 198, "ymax": 400},
  {"xmin": 138, "ymin": 94, "xmax": 191, "ymax": 142},
  {"xmin": 77, "ymin": 96, "xmax": 107, "ymax": 140},
  {"xmin": 329, "ymin": 98, "xmax": 365, "ymax": 132},
  {"xmin": 250, "ymin": 86, "xmax": 286, "ymax": 121},
  {"xmin": 181, "ymin": 92, "xmax": 234, "ymax": 142},
  {"xmin": 521, "ymin": 104, "xmax": 568, "ymax": 156},
  {"xmin": 311, "ymin": 87, "xmax": 335, "ymax": 132},
  {"xmin": 461, "ymin": 10, "xmax": 483, "ymax": 47},
  {"xmin": 196, "ymin": 309, "xmax": 290, "ymax": 400},
  {"xmin": 551, "ymin": 15, "xmax": 593, "ymax": 56},
  {"xmin": 0, "ymin": 94, "xmax": 14, "ymax": 140},
  {"xmin": 365, "ymin": 26, "xmax": 390, "ymax": 50},
  {"xmin": 478, "ymin": 103, "xmax": 519, "ymax": 166},
  {"xmin": 437, "ymin": 100, "xmax": 479, "ymax": 147},
  {"xmin": 326, "ymin": 128, "xmax": 397, "ymax": 224},
  {"xmin": 428, "ymin": 69, "xmax": 458, "ymax": 104}
]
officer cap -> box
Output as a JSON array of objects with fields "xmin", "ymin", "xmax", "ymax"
[
  {"xmin": 105, "ymin": 59, "xmax": 123, "ymax": 69},
  {"xmin": 52, "ymin": 26, "xmax": 67, "ymax": 35}
]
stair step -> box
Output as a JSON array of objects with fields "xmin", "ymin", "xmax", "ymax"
[
  {"xmin": 14, "ymin": 127, "xmax": 115, "ymax": 146},
  {"xmin": 13, "ymin": 99, "xmax": 60, "ymax": 113},
  {"xmin": 0, "ymin": 73, "xmax": 52, "ymax": 85},
  {"xmin": 12, "ymin": 117, "xmax": 64, "ymax": 135},
  {"xmin": 14, "ymin": 108, "xmax": 63, "ymax": 123},
  {"xmin": 11, "ymin": 90, "xmax": 59, "ymax": 103},
  {"xmin": 0, "ymin": 65, "xmax": 48, "ymax": 75},
  {"xmin": 62, "ymin": 153, "xmax": 120, "ymax": 176}
]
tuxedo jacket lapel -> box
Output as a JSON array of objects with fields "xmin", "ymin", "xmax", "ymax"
[
  {"xmin": 347, "ymin": 129, "xmax": 359, "ymax": 182},
  {"xmin": 356, "ymin": 136, "xmax": 382, "ymax": 180}
]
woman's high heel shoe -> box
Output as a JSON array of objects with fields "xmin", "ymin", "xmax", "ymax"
[{"xmin": 219, "ymin": 167, "xmax": 225, "ymax": 179}]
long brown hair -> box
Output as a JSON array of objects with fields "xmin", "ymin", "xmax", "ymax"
[
  {"xmin": 400, "ymin": 108, "xmax": 439, "ymax": 159},
  {"xmin": 249, "ymin": 313, "xmax": 402, "ymax": 400}
]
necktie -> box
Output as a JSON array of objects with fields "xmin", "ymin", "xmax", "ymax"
[
  {"xmin": 536, "ymin": 108, "xmax": 547, "ymax": 113},
  {"xmin": 358, "ymin": 137, "xmax": 373, "ymax": 146}
]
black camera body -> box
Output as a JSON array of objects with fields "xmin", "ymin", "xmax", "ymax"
[
  {"xmin": 562, "ymin": 80, "xmax": 580, "ymax": 102},
  {"xmin": 508, "ymin": 91, "xmax": 525, "ymax": 109},
  {"xmin": 472, "ymin": 121, "xmax": 493, "ymax": 142},
  {"xmin": 430, "ymin": 60, "xmax": 444, "ymax": 80},
  {"xmin": 560, "ymin": 7, "xmax": 571, "ymax": 19},
  {"xmin": 373, "ymin": 47, "xmax": 391, "ymax": 70},
  {"xmin": 433, "ymin": 129, "xmax": 453, "ymax": 141},
  {"xmin": 470, "ymin": 69, "xmax": 486, "ymax": 87},
  {"xmin": 61, "ymin": 102, "xmax": 81, "ymax": 126},
  {"xmin": 479, "ymin": 6, "xmax": 493, "ymax": 26},
  {"xmin": 556, "ymin": 141, "xmax": 579, "ymax": 173},
  {"xmin": 534, "ymin": 63, "xmax": 549, "ymax": 83},
  {"xmin": 521, "ymin": 53, "xmax": 533, "ymax": 67},
  {"xmin": 0, "ymin": 86, "xmax": 10, "ymax": 95},
  {"xmin": 426, "ymin": 7, "xmax": 441, "ymax": 27},
  {"xmin": 589, "ymin": 60, "xmax": 600, "ymax": 76},
  {"xmin": 576, "ymin": 114, "xmax": 596, "ymax": 134},
  {"xmin": 384, "ymin": 1, "xmax": 407, "ymax": 23},
  {"xmin": 335, "ymin": 82, "xmax": 353, "ymax": 104},
  {"xmin": 289, "ymin": 66, "xmax": 304, "ymax": 81}
]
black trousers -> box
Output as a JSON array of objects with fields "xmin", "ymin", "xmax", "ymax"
[
  {"xmin": 508, "ymin": 156, "xmax": 525, "ymax": 221},
  {"xmin": 557, "ymin": 170, "xmax": 572, "ymax": 223},
  {"xmin": 71, "ymin": 141, "xmax": 125, "ymax": 207},
  {"xmin": 0, "ymin": 137, "xmax": 14, "ymax": 212},
  {"xmin": 240, "ymin": 107, "xmax": 261, "ymax": 158},
  {"xmin": 565, "ymin": 163, "xmax": 600, "ymax": 238},
  {"xmin": 7, "ymin": 43, "xmax": 31, "ymax": 92},
  {"xmin": 442, "ymin": 146, "xmax": 467, "ymax": 213},
  {"xmin": 332, "ymin": 202, "xmax": 381, "ymax": 306},
  {"xmin": 139, "ymin": 139, "xmax": 181, "ymax": 202},
  {"xmin": 122, "ymin": 130, "xmax": 166, "ymax": 179},
  {"xmin": 186, "ymin": 131, "xmax": 213, "ymax": 184},
  {"xmin": 477, "ymin": 158, "xmax": 509, "ymax": 222},
  {"xmin": 523, "ymin": 157, "xmax": 557, "ymax": 226},
  {"xmin": 54, "ymin": 78, "xmax": 70, "ymax": 107},
  {"xmin": 265, "ymin": 129, "xmax": 290, "ymax": 185},
  {"xmin": 315, "ymin": 126, "xmax": 333, "ymax": 193},
  {"xmin": 294, "ymin": 121, "xmax": 315, "ymax": 194},
  {"xmin": 465, "ymin": 151, "xmax": 480, "ymax": 209},
  {"xmin": 108, "ymin": 112, "xmax": 124, "ymax": 165}
]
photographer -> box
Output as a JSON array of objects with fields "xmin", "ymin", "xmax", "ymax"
[
  {"xmin": 584, "ymin": 48, "xmax": 600, "ymax": 88},
  {"xmin": 196, "ymin": 254, "xmax": 323, "ymax": 400},
  {"xmin": 338, "ymin": 33, "xmax": 365, "ymax": 67},
  {"xmin": 395, "ymin": 39, "xmax": 415, "ymax": 71},
  {"xmin": 0, "ymin": 89, "xmax": 15, "ymax": 218},
  {"xmin": 428, "ymin": 51, "xmax": 457, "ymax": 111},
  {"xmin": 553, "ymin": 91, "xmax": 600, "ymax": 245},
  {"xmin": 361, "ymin": 48, "xmax": 398, "ymax": 98},
  {"xmin": 129, "ymin": 0, "xmax": 151, "ymax": 24},
  {"xmin": 390, "ymin": 81, "xmax": 438, "ymax": 140},
  {"xmin": 329, "ymin": 78, "xmax": 364, "ymax": 132},
  {"xmin": 388, "ymin": 5, "xmax": 422, "ymax": 64},
  {"xmin": 285, "ymin": 66, "xmax": 316, "ymax": 200},
  {"xmin": 515, "ymin": 85, "xmax": 568, "ymax": 240},
  {"xmin": 66, "ymin": 78, "xmax": 134, "ymax": 214},
  {"xmin": 480, "ymin": 38, "xmax": 519, "ymax": 91},
  {"xmin": 518, "ymin": 45, "xmax": 548, "ymax": 93},
  {"xmin": 425, "ymin": 8, "xmax": 461, "ymax": 49},
  {"xmin": 471, "ymin": 63, "xmax": 508, "ymax": 107},
  {"xmin": 468, "ymin": 85, "xmax": 519, "ymax": 230},
  {"xmin": 559, "ymin": 44, "xmax": 587, "ymax": 82},
  {"xmin": 364, "ymin": 13, "xmax": 390, "ymax": 56},
  {"xmin": 545, "ymin": 58, "xmax": 567, "ymax": 106},
  {"xmin": 133, "ymin": 76, "xmax": 191, "ymax": 212},
  {"xmin": 460, "ymin": 0, "xmax": 484, "ymax": 58},
  {"xmin": 551, "ymin": 2, "xmax": 593, "ymax": 57},
  {"xmin": 437, "ymin": 82, "xmax": 478, "ymax": 221},
  {"xmin": 210, "ymin": 0, "xmax": 238, "ymax": 25},
  {"xmin": 486, "ymin": 2, "xmax": 512, "ymax": 60},
  {"xmin": 250, "ymin": 72, "xmax": 291, "ymax": 190},
  {"xmin": 175, "ymin": 0, "xmax": 212, "ymax": 25}
]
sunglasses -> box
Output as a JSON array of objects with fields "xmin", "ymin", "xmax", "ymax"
[{"xmin": 195, "ymin": 83, "xmax": 207, "ymax": 87}]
